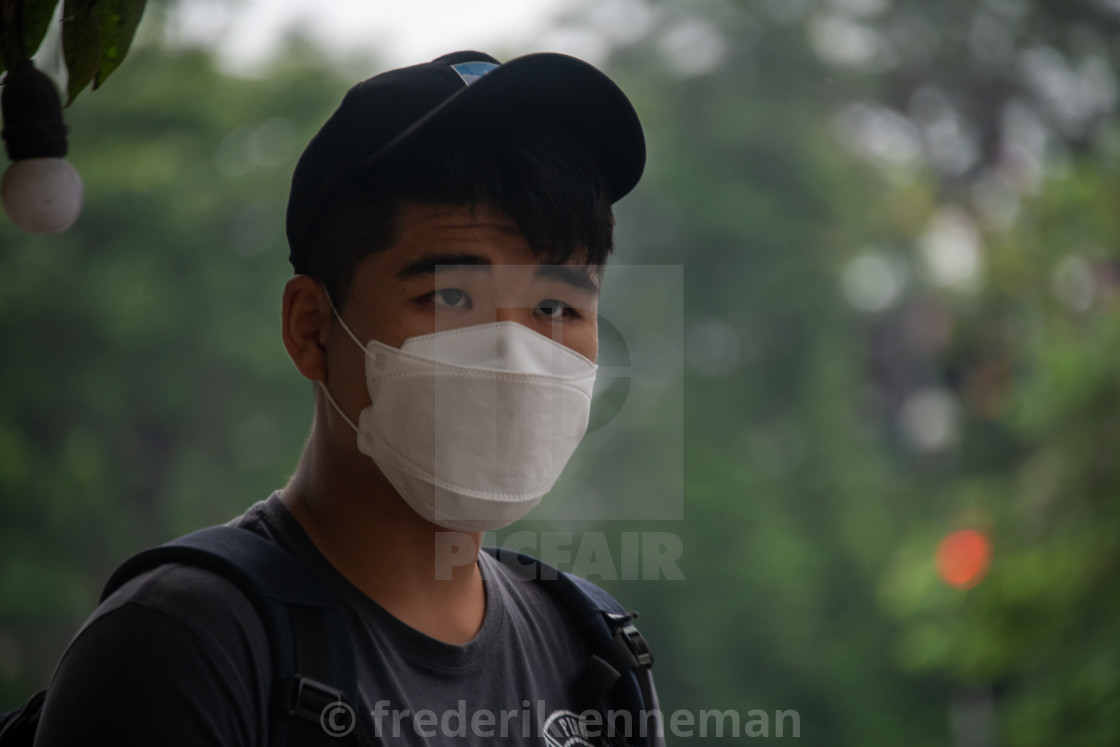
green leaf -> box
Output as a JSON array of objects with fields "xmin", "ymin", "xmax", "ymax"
[
  {"xmin": 61, "ymin": 0, "xmax": 100, "ymax": 104},
  {"xmin": 92, "ymin": 0, "xmax": 145, "ymax": 90},
  {"xmin": 0, "ymin": 0, "xmax": 60, "ymax": 75}
]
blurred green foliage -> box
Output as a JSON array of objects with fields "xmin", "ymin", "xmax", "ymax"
[
  {"xmin": 0, "ymin": 41, "xmax": 340, "ymax": 697},
  {"xmin": 3, "ymin": 1, "xmax": 1120, "ymax": 745},
  {"xmin": 0, "ymin": 0, "xmax": 147, "ymax": 102}
]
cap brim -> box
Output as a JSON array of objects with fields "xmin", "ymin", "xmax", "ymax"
[{"xmin": 354, "ymin": 52, "xmax": 645, "ymax": 203}]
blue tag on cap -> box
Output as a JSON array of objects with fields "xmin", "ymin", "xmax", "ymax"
[{"xmin": 451, "ymin": 61, "xmax": 499, "ymax": 86}]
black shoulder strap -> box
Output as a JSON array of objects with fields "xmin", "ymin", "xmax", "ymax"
[
  {"xmin": 484, "ymin": 547, "xmax": 663, "ymax": 747},
  {"xmin": 0, "ymin": 690, "xmax": 46, "ymax": 747},
  {"xmin": 102, "ymin": 526, "xmax": 373, "ymax": 747}
]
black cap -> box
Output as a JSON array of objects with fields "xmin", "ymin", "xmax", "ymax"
[{"xmin": 285, "ymin": 51, "xmax": 646, "ymax": 271}]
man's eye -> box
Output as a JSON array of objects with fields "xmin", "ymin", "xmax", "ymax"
[
  {"xmin": 536, "ymin": 299, "xmax": 572, "ymax": 319},
  {"xmin": 433, "ymin": 288, "xmax": 471, "ymax": 308}
]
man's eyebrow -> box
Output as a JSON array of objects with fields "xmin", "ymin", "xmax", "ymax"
[
  {"xmin": 535, "ymin": 265, "xmax": 601, "ymax": 294},
  {"xmin": 395, "ymin": 253, "xmax": 491, "ymax": 279},
  {"xmin": 395, "ymin": 252, "xmax": 600, "ymax": 293}
]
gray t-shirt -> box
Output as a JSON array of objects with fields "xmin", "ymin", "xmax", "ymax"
[{"xmin": 34, "ymin": 493, "xmax": 593, "ymax": 746}]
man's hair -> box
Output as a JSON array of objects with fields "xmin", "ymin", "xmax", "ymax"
[{"xmin": 303, "ymin": 125, "xmax": 615, "ymax": 307}]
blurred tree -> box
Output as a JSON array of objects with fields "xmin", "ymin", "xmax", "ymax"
[
  {"xmin": 545, "ymin": 0, "xmax": 1120, "ymax": 744},
  {"xmin": 0, "ymin": 38, "xmax": 350, "ymax": 702}
]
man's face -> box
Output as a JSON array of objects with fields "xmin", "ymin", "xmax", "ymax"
[
  {"xmin": 335, "ymin": 201, "xmax": 600, "ymax": 359},
  {"xmin": 321, "ymin": 201, "xmax": 601, "ymax": 440}
]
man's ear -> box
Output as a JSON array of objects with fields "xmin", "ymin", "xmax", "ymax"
[{"xmin": 282, "ymin": 275, "xmax": 332, "ymax": 382}]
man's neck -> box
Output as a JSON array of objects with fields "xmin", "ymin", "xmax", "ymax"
[{"xmin": 280, "ymin": 427, "xmax": 486, "ymax": 645}]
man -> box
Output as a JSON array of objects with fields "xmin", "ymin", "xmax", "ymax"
[{"xmin": 34, "ymin": 51, "xmax": 653, "ymax": 745}]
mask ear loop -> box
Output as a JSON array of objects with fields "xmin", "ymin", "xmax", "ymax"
[
  {"xmin": 323, "ymin": 289, "xmax": 369, "ymax": 352},
  {"xmin": 317, "ymin": 289, "xmax": 365, "ymax": 434},
  {"xmin": 317, "ymin": 381, "xmax": 359, "ymax": 434}
]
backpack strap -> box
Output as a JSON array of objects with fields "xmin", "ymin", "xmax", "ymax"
[
  {"xmin": 0, "ymin": 690, "xmax": 46, "ymax": 747},
  {"xmin": 102, "ymin": 526, "xmax": 372, "ymax": 747},
  {"xmin": 484, "ymin": 547, "xmax": 663, "ymax": 747}
]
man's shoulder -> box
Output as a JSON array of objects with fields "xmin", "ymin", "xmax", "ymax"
[
  {"xmin": 93, "ymin": 557, "xmax": 270, "ymax": 659},
  {"xmin": 101, "ymin": 557, "xmax": 252, "ymax": 610},
  {"xmin": 38, "ymin": 561, "xmax": 272, "ymax": 747},
  {"xmin": 93, "ymin": 495, "xmax": 283, "ymax": 640}
]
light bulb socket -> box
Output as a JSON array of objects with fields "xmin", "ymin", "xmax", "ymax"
[{"xmin": 1, "ymin": 60, "xmax": 69, "ymax": 161}]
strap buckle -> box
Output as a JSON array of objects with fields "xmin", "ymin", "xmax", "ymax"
[
  {"xmin": 286, "ymin": 674, "xmax": 346, "ymax": 723},
  {"xmin": 606, "ymin": 611, "xmax": 654, "ymax": 669}
]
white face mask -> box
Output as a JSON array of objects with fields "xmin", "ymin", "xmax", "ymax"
[{"xmin": 319, "ymin": 298, "xmax": 598, "ymax": 531}]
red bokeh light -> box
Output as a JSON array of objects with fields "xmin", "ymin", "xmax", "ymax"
[{"xmin": 936, "ymin": 529, "xmax": 991, "ymax": 588}]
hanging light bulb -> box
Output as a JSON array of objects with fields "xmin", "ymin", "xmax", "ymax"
[{"xmin": 1, "ymin": 59, "xmax": 83, "ymax": 234}]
